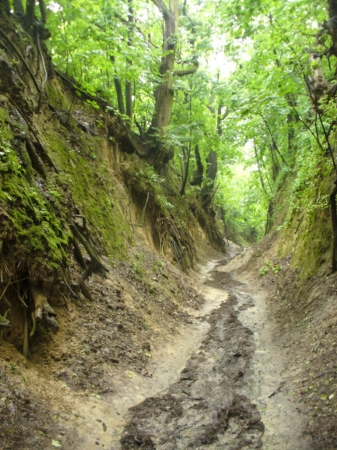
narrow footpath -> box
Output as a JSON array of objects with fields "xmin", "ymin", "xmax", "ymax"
[{"xmin": 74, "ymin": 247, "xmax": 312, "ymax": 449}]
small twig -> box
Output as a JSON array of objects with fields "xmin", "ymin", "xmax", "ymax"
[
  {"xmin": 236, "ymin": 419, "xmax": 251, "ymax": 438},
  {"xmin": 303, "ymin": 294, "xmax": 320, "ymax": 310},
  {"xmin": 0, "ymin": 281, "xmax": 10, "ymax": 301},
  {"xmin": 17, "ymin": 292, "xmax": 28, "ymax": 308},
  {"xmin": 268, "ymin": 381, "xmax": 285, "ymax": 398},
  {"xmin": 9, "ymin": 277, "xmax": 29, "ymax": 284},
  {"xmin": 61, "ymin": 273, "xmax": 79, "ymax": 299}
]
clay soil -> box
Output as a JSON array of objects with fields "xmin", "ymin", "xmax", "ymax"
[{"xmin": 1, "ymin": 238, "xmax": 335, "ymax": 449}]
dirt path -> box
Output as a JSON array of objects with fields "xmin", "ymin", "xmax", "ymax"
[
  {"xmin": 70, "ymin": 260, "xmax": 227, "ymax": 449},
  {"xmin": 71, "ymin": 251, "xmax": 312, "ymax": 449},
  {"xmin": 219, "ymin": 257, "xmax": 312, "ymax": 449}
]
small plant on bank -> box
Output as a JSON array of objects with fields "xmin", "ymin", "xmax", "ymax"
[{"xmin": 259, "ymin": 260, "xmax": 282, "ymax": 277}]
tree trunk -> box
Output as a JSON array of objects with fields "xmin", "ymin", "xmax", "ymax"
[
  {"xmin": 38, "ymin": 0, "xmax": 47, "ymax": 24},
  {"xmin": 190, "ymin": 144, "xmax": 204, "ymax": 186},
  {"xmin": 146, "ymin": 0, "xmax": 178, "ymax": 168},
  {"xmin": 180, "ymin": 144, "xmax": 191, "ymax": 196},
  {"xmin": 125, "ymin": 0, "xmax": 133, "ymax": 121},
  {"xmin": 269, "ymin": 144, "xmax": 280, "ymax": 181},
  {"xmin": 330, "ymin": 179, "xmax": 337, "ymax": 273},
  {"xmin": 25, "ymin": 0, "xmax": 35, "ymax": 28},
  {"xmin": 326, "ymin": 0, "xmax": 337, "ymax": 56},
  {"xmin": 111, "ymin": 56, "xmax": 126, "ymax": 115},
  {"xmin": 149, "ymin": 0, "xmax": 178, "ymax": 133},
  {"xmin": 265, "ymin": 200, "xmax": 274, "ymax": 234},
  {"xmin": 13, "ymin": 0, "xmax": 24, "ymax": 16},
  {"xmin": 253, "ymin": 141, "xmax": 269, "ymax": 196},
  {"xmin": 201, "ymin": 150, "xmax": 217, "ymax": 208}
]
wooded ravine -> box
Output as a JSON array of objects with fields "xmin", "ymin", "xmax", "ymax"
[{"xmin": 1, "ymin": 0, "xmax": 337, "ymax": 449}]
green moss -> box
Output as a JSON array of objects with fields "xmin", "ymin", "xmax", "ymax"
[
  {"xmin": 1, "ymin": 173, "xmax": 71, "ymax": 270},
  {"xmin": 0, "ymin": 109, "xmax": 72, "ymax": 272},
  {"xmin": 277, "ymin": 158, "xmax": 332, "ymax": 279},
  {"xmin": 41, "ymin": 121, "xmax": 132, "ymax": 258}
]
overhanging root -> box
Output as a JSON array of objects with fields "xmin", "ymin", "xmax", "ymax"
[{"xmin": 30, "ymin": 286, "xmax": 59, "ymax": 336}]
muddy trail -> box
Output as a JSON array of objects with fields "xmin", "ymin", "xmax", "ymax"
[
  {"xmin": 72, "ymin": 252, "xmax": 312, "ymax": 450},
  {"xmin": 4, "ymin": 248, "xmax": 311, "ymax": 450},
  {"xmin": 121, "ymin": 262, "xmax": 264, "ymax": 450}
]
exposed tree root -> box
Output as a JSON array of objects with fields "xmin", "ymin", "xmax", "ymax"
[
  {"xmin": 330, "ymin": 179, "xmax": 337, "ymax": 273},
  {"xmin": 25, "ymin": 138, "xmax": 47, "ymax": 178},
  {"xmin": 0, "ymin": 308, "xmax": 11, "ymax": 344},
  {"xmin": 70, "ymin": 219, "xmax": 109, "ymax": 302},
  {"xmin": 61, "ymin": 269, "xmax": 79, "ymax": 300},
  {"xmin": 70, "ymin": 223, "xmax": 108, "ymax": 273},
  {"xmin": 0, "ymin": 312, "xmax": 11, "ymax": 328},
  {"xmin": 0, "ymin": 28, "xmax": 41, "ymax": 94},
  {"xmin": 79, "ymin": 264, "xmax": 94, "ymax": 302},
  {"xmin": 155, "ymin": 215, "xmax": 196, "ymax": 271},
  {"xmin": 30, "ymin": 286, "xmax": 59, "ymax": 337},
  {"xmin": 23, "ymin": 307, "xmax": 29, "ymax": 359}
]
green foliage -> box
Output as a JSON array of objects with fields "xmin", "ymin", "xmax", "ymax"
[
  {"xmin": 259, "ymin": 260, "xmax": 282, "ymax": 277},
  {"xmin": 43, "ymin": 0, "xmax": 337, "ymax": 248},
  {"xmin": 215, "ymin": 164, "xmax": 268, "ymax": 244}
]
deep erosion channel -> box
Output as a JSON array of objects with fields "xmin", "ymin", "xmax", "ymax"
[{"xmin": 75, "ymin": 257, "xmax": 310, "ymax": 449}]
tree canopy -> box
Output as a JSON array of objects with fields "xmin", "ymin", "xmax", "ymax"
[{"xmin": 3, "ymin": 0, "xmax": 336, "ymax": 243}]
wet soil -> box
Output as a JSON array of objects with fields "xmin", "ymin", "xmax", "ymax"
[
  {"xmin": 0, "ymin": 244, "xmax": 315, "ymax": 449},
  {"xmin": 121, "ymin": 263, "xmax": 264, "ymax": 449},
  {"xmin": 119, "ymin": 252, "xmax": 312, "ymax": 450}
]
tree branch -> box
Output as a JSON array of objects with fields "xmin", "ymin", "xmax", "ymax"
[{"xmin": 174, "ymin": 63, "xmax": 198, "ymax": 76}]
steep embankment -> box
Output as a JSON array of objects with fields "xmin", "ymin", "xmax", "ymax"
[
  {"xmin": 0, "ymin": 16, "xmax": 223, "ymax": 449},
  {"xmin": 233, "ymin": 228, "xmax": 337, "ymax": 450}
]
